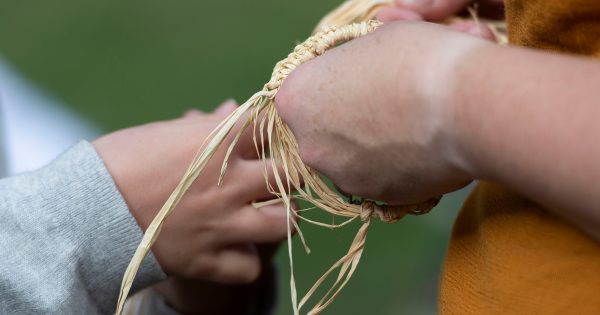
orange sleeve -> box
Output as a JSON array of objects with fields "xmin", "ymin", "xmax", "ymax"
[{"xmin": 440, "ymin": 1, "xmax": 600, "ymax": 314}]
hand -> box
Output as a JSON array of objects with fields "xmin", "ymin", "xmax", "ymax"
[
  {"xmin": 94, "ymin": 101, "xmax": 289, "ymax": 284},
  {"xmin": 377, "ymin": 0, "xmax": 505, "ymax": 22},
  {"xmin": 153, "ymin": 244, "xmax": 279, "ymax": 315},
  {"xmin": 377, "ymin": 0, "xmax": 502, "ymax": 40},
  {"xmin": 276, "ymin": 22, "xmax": 492, "ymax": 205}
]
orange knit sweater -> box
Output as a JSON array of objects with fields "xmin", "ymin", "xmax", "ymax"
[{"xmin": 439, "ymin": 1, "xmax": 600, "ymax": 314}]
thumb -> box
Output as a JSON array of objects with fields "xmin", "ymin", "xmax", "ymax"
[{"xmin": 395, "ymin": 0, "xmax": 472, "ymax": 21}]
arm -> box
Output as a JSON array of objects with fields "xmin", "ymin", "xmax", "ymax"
[
  {"xmin": 0, "ymin": 141, "xmax": 164, "ymax": 314},
  {"xmin": 0, "ymin": 101, "xmax": 290, "ymax": 313},
  {"xmin": 276, "ymin": 21, "xmax": 600, "ymax": 240},
  {"xmin": 450, "ymin": 43, "xmax": 600, "ymax": 239}
]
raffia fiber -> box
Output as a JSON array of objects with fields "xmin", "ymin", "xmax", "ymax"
[{"xmin": 116, "ymin": 1, "xmax": 506, "ymax": 314}]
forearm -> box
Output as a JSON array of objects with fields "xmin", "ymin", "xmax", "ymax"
[
  {"xmin": 0, "ymin": 141, "xmax": 164, "ymax": 314},
  {"xmin": 450, "ymin": 44, "xmax": 600, "ymax": 238}
]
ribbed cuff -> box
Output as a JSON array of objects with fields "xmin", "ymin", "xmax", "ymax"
[{"xmin": 37, "ymin": 141, "xmax": 166, "ymax": 313}]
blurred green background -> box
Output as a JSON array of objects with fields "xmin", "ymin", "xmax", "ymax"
[{"xmin": 0, "ymin": 1, "xmax": 467, "ymax": 314}]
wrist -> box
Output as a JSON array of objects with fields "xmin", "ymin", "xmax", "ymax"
[
  {"xmin": 428, "ymin": 34, "xmax": 493, "ymax": 181},
  {"xmin": 92, "ymin": 134, "xmax": 152, "ymax": 231}
]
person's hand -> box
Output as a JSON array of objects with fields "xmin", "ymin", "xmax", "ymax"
[
  {"xmin": 153, "ymin": 244, "xmax": 279, "ymax": 315},
  {"xmin": 94, "ymin": 101, "xmax": 289, "ymax": 284},
  {"xmin": 377, "ymin": 0, "xmax": 502, "ymax": 40},
  {"xmin": 377, "ymin": 0, "xmax": 505, "ymax": 22},
  {"xmin": 276, "ymin": 21, "xmax": 493, "ymax": 205}
]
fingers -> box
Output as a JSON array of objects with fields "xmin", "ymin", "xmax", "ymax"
[
  {"xmin": 182, "ymin": 99, "xmax": 260, "ymax": 159},
  {"xmin": 377, "ymin": 1, "xmax": 503, "ymax": 42},
  {"xmin": 227, "ymin": 203, "xmax": 294, "ymax": 244},
  {"xmin": 377, "ymin": 7, "xmax": 424, "ymax": 22},
  {"xmin": 233, "ymin": 158, "xmax": 297, "ymax": 203},
  {"xmin": 213, "ymin": 99, "xmax": 238, "ymax": 118},
  {"xmin": 217, "ymin": 101, "xmax": 264, "ymax": 159},
  {"xmin": 449, "ymin": 20, "xmax": 497, "ymax": 41},
  {"xmin": 174, "ymin": 243, "xmax": 261, "ymax": 284},
  {"xmin": 212, "ymin": 243, "xmax": 261, "ymax": 283},
  {"xmin": 212, "ymin": 99, "xmax": 259, "ymax": 157},
  {"xmin": 394, "ymin": 0, "xmax": 472, "ymax": 21},
  {"xmin": 183, "ymin": 109, "xmax": 203, "ymax": 118},
  {"xmin": 181, "ymin": 99, "xmax": 238, "ymax": 119}
]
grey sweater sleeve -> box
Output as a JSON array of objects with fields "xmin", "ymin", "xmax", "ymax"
[{"xmin": 0, "ymin": 141, "xmax": 166, "ymax": 315}]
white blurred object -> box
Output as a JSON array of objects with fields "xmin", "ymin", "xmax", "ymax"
[
  {"xmin": 0, "ymin": 57, "xmax": 101, "ymax": 176},
  {"xmin": 0, "ymin": 58, "xmax": 170, "ymax": 315}
]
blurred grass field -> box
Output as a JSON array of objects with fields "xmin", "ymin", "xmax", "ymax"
[{"xmin": 0, "ymin": 1, "xmax": 467, "ymax": 314}]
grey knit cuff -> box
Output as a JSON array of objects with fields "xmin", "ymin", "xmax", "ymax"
[{"xmin": 40, "ymin": 140, "xmax": 166, "ymax": 312}]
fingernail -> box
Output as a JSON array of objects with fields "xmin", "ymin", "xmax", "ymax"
[{"xmin": 400, "ymin": 0, "xmax": 434, "ymax": 9}]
